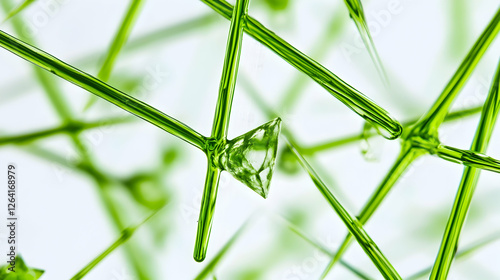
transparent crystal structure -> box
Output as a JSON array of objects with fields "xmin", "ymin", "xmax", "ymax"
[{"xmin": 219, "ymin": 118, "xmax": 282, "ymax": 198}]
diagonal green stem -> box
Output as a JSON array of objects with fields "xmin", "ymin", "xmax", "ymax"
[
  {"xmin": 430, "ymin": 60, "xmax": 500, "ymax": 279},
  {"xmin": 287, "ymin": 139, "xmax": 402, "ymax": 279},
  {"xmin": 1, "ymin": 0, "xmax": 34, "ymax": 23},
  {"xmin": 1, "ymin": 13, "xmax": 219, "ymax": 102},
  {"xmin": 279, "ymin": 1, "xmax": 347, "ymax": 110},
  {"xmin": 0, "ymin": 117, "xmax": 132, "ymax": 145},
  {"xmin": 407, "ymin": 231, "xmax": 500, "ymax": 280},
  {"xmin": 343, "ymin": 0, "xmax": 388, "ymax": 85},
  {"xmin": 413, "ymin": 8, "xmax": 500, "ymax": 136},
  {"xmin": 194, "ymin": 0, "xmax": 249, "ymax": 262},
  {"xmin": 85, "ymin": 0, "xmax": 145, "ymax": 110},
  {"xmin": 302, "ymin": 105, "xmax": 483, "ymax": 155},
  {"xmin": 0, "ymin": 29, "xmax": 207, "ymax": 150},
  {"xmin": 70, "ymin": 209, "xmax": 161, "ymax": 280},
  {"xmin": 0, "ymin": 2, "xmax": 155, "ymax": 277},
  {"xmin": 200, "ymin": 0, "xmax": 403, "ymax": 140},
  {"xmin": 277, "ymin": 216, "xmax": 374, "ymax": 280},
  {"xmin": 321, "ymin": 145, "xmax": 422, "ymax": 278},
  {"xmin": 194, "ymin": 218, "xmax": 251, "ymax": 280},
  {"xmin": 240, "ymin": 72, "xmax": 399, "ymax": 277},
  {"xmin": 434, "ymin": 144, "xmax": 500, "ymax": 173},
  {"xmin": 410, "ymin": 136, "xmax": 500, "ymax": 173},
  {"xmin": 321, "ymin": 10, "xmax": 500, "ymax": 275}
]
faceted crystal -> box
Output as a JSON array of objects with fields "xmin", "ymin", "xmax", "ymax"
[{"xmin": 219, "ymin": 118, "xmax": 282, "ymax": 198}]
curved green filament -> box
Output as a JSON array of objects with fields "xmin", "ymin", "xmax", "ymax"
[
  {"xmin": 430, "ymin": 60, "xmax": 500, "ymax": 279},
  {"xmin": 0, "ymin": 29, "xmax": 207, "ymax": 150},
  {"xmin": 85, "ymin": 0, "xmax": 145, "ymax": 110},
  {"xmin": 194, "ymin": 0, "xmax": 249, "ymax": 262},
  {"xmin": 200, "ymin": 0, "xmax": 403, "ymax": 140}
]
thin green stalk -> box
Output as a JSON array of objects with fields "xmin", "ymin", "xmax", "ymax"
[
  {"xmin": 195, "ymin": 167, "xmax": 222, "ymax": 262},
  {"xmin": 0, "ymin": 117, "xmax": 132, "ymax": 145},
  {"xmin": 23, "ymin": 142, "xmax": 158, "ymax": 279},
  {"xmin": 435, "ymin": 144, "xmax": 500, "ymax": 173},
  {"xmin": 322, "ymin": 9, "xmax": 500, "ymax": 276},
  {"xmin": 413, "ymin": 8, "xmax": 500, "ymax": 136},
  {"xmin": 321, "ymin": 146, "xmax": 421, "ymax": 278},
  {"xmin": 1, "ymin": 0, "xmax": 34, "ymax": 23},
  {"xmin": 194, "ymin": 0, "xmax": 249, "ymax": 262},
  {"xmin": 0, "ymin": 29, "xmax": 207, "ymax": 150},
  {"xmin": 279, "ymin": 1, "xmax": 347, "ymax": 110},
  {"xmin": 84, "ymin": 0, "xmax": 145, "ymax": 110},
  {"xmin": 70, "ymin": 209, "xmax": 162, "ymax": 280},
  {"xmin": 407, "ymin": 231, "xmax": 500, "ymax": 280},
  {"xmin": 447, "ymin": 0, "xmax": 469, "ymax": 59},
  {"xmin": 287, "ymin": 139, "xmax": 402, "ymax": 279},
  {"xmin": 343, "ymin": 0, "xmax": 388, "ymax": 85},
  {"xmin": 240, "ymin": 74, "xmax": 356, "ymax": 208},
  {"xmin": 1, "ymin": 2, "xmax": 154, "ymax": 277},
  {"xmin": 277, "ymin": 216, "xmax": 374, "ymax": 280},
  {"xmin": 200, "ymin": 0, "xmax": 403, "ymax": 140},
  {"xmin": 194, "ymin": 219, "xmax": 251, "ymax": 280},
  {"xmin": 301, "ymin": 105, "xmax": 483, "ymax": 155},
  {"xmin": 1, "ymin": 13, "xmax": 219, "ymax": 103},
  {"xmin": 124, "ymin": 13, "xmax": 219, "ymax": 52},
  {"xmin": 410, "ymin": 137, "xmax": 500, "ymax": 173},
  {"xmin": 430, "ymin": 60, "xmax": 500, "ymax": 279}
]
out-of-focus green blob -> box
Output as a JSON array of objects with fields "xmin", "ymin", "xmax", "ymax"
[
  {"xmin": 162, "ymin": 147, "xmax": 180, "ymax": 167},
  {"xmin": 277, "ymin": 146, "xmax": 300, "ymax": 174},
  {"xmin": 0, "ymin": 256, "xmax": 44, "ymax": 280},
  {"xmin": 124, "ymin": 174, "xmax": 169, "ymax": 209},
  {"xmin": 264, "ymin": 0, "xmax": 289, "ymax": 11}
]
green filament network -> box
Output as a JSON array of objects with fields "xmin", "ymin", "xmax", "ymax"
[
  {"xmin": 321, "ymin": 7, "xmax": 500, "ymax": 278},
  {"xmin": 200, "ymin": 0, "xmax": 403, "ymax": 140}
]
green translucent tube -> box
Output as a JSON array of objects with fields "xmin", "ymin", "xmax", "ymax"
[
  {"xmin": 430, "ymin": 60, "xmax": 500, "ymax": 279},
  {"xmin": 194, "ymin": 0, "xmax": 249, "ymax": 262},
  {"xmin": 200, "ymin": 0, "xmax": 403, "ymax": 140},
  {"xmin": 0, "ymin": 29, "xmax": 207, "ymax": 150},
  {"xmin": 84, "ymin": 0, "xmax": 145, "ymax": 110},
  {"xmin": 287, "ymin": 139, "xmax": 402, "ymax": 279}
]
